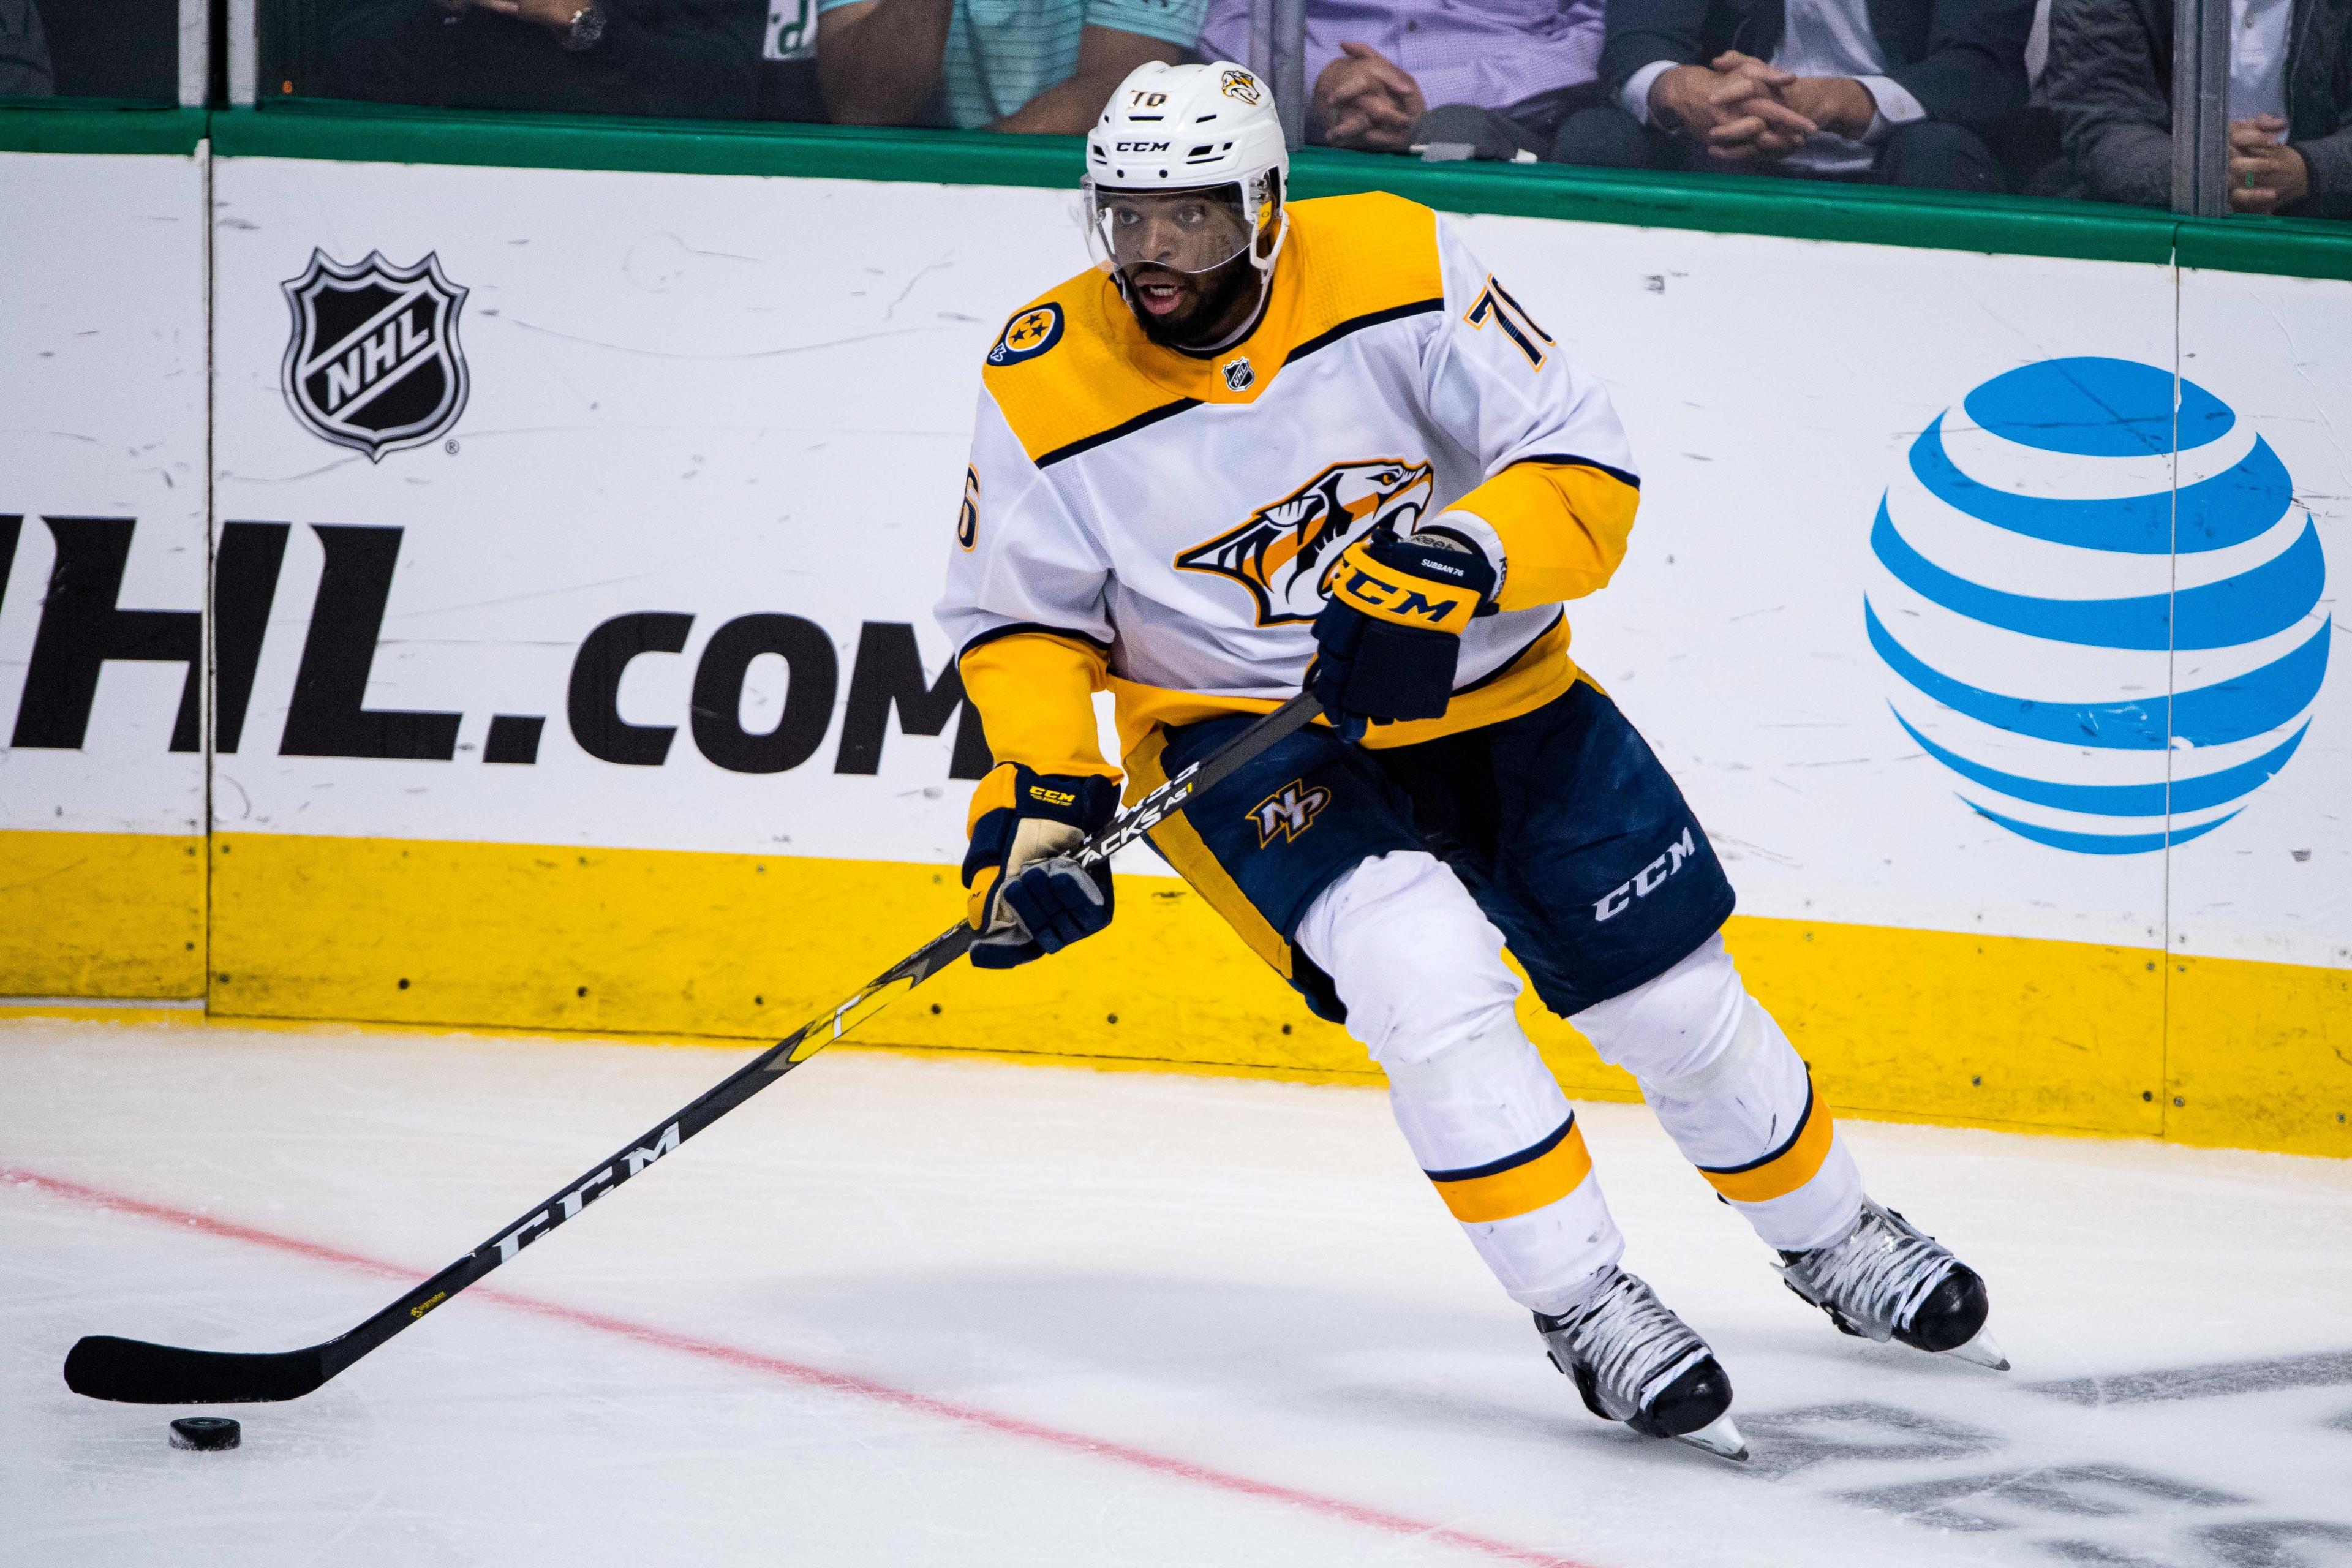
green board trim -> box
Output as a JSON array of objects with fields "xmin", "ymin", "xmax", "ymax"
[
  {"xmin": 208, "ymin": 101, "xmax": 2178, "ymax": 268},
  {"xmin": 0, "ymin": 104, "xmax": 205, "ymax": 156},
  {"xmin": 2177, "ymin": 213, "xmax": 2352, "ymax": 284},
  {"xmin": 209, "ymin": 98, "xmax": 1084, "ymax": 187},
  {"xmin": 1297, "ymin": 146, "xmax": 2181, "ymax": 266},
  {"xmin": 12, "ymin": 98, "xmax": 2352, "ymax": 282}
]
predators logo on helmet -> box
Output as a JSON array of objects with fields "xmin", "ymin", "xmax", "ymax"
[{"xmin": 1175, "ymin": 459, "xmax": 1434, "ymax": 625}]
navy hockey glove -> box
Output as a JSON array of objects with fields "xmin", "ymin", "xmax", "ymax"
[
  {"xmin": 962, "ymin": 763, "xmax": 1121, "ymax": 970},
  {"xmin": 1308, "ymin": 529, "xmax": 1496, "ymax": 741}
]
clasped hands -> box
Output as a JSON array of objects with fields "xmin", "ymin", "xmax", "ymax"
[
  {"xmin": 1648, "ymin": 52, "xmax": 1875, "ymax": 164},
  {"xmin": 1313, "ymin": 42, "xmax": 1428, "ymax": 151},
  {"xmin": 2230, "ymin": 115, "xmax": 2309, "ymax": 214}
]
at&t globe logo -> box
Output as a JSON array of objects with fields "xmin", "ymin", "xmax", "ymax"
[{"xmin": 1866, "ymin": 357, "xmax": 2328, "ymax": 854}]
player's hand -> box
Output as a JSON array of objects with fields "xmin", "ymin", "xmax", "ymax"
[
  {"xmin": 962, "ymin": 763, "xmax": 1121, "ymax": 969},
  {"xmin": 1313, "ymin": 43, "xmax": 1426, "ymax": 151},
  {"xmin": 2228, "ymin": 116, "xmax": 2308, "ymax": 213},
  {"xmin": 1308, "ymin": 528, "xmax": 1495, "ymax": 742}
]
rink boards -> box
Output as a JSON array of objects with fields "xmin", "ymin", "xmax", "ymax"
[{"xmin": 1, "ymin": 132, "xmax": 2346, "ymax": 1156}]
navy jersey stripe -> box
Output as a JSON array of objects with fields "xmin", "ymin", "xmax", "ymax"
[
  {"xmin": 1036, "ymin": 399, "xmax": 1203, "ymax": 469},
  {"xmin": 1287, "ymin": 298, "xmax": 1446, "ymax": 366},
  {"xmin": 956, "ymin": 620, "xmax": 1115, "ymax": 661},
  {"xmin": 1515, "ymin": 453, "xmax": 1642, "ymax": 492}
]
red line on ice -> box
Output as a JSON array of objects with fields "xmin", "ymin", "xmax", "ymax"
[{"xmin": 7, "ymin": 1165, "xmax": 1597, "ymax": 1568}]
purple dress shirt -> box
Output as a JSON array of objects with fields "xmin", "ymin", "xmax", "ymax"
[{"xmin": 1197, "ymin": 0, "xmax": 1604, "ymax": 119}]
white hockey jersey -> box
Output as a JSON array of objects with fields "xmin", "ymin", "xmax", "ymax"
[{"xmin": 935, "ymin": 191, "xmax": 1641, "ymax": 781}]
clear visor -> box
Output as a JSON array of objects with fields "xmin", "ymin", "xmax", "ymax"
[{"xmin": 1085, "ymin": 181, "xmax": 1257, "ymax": 276}]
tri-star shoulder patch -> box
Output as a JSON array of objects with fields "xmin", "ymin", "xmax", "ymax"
[{"xmin": 989, "ymin": 303, "xmax": 1065, "ymax": 367}]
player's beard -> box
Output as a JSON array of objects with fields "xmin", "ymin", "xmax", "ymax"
[{"xmin": 1123, "ymin": 251, "xmax": 1264, "ymax": 352}]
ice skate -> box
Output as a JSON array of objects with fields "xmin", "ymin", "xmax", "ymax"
[
  {"xmin": 1776, "ymin": 1197, "xmax": 2008, "ymax": 1370},
  {"xmin": 1535, "ymin": 1267, "xmax": 1746, "ymax": 1461}
]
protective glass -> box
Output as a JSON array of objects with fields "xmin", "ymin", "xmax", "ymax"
[{"xmin": 1085, "ymin": 182, "xmax": 1257, "ymax": 276}]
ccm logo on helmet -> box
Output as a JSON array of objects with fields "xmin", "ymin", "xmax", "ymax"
[{"xmin": 1115, "ymin": 140, "xmax": 1172, "ymax": 153}]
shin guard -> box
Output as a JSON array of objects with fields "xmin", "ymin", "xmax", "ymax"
[
  {"xmin": 1384, "ymin": 1022, "xmax": 1624, "ymax": 1315},
  {"xmin": 1574, "ymin": 935, "xmax": 1863, "ymax": 1253}
]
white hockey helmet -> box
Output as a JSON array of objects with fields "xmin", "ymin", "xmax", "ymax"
[{"xmin": 1084, "ymin": 61, "xmax": 1290, "ymax": 280}]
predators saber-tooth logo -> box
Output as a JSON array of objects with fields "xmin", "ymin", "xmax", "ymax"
[
  {"xmin": 1176, "ymin": 459, "xmax": 1434, "ymax": 625},
  {"xmin": 281, "ymin": 249, "xmax": 469, "ymax": 461}
]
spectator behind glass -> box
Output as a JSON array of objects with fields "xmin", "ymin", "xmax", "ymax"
[
  {"xmin": 818, "ymin": 0, "xmax": 1203, "ymax": 132},
  {"xmin": 2042, "ymin": 0, "xmax": 2352, "ymax": 216},
  {"xmin": 1194, "ymin": 0, "xmax": 1606, "ymax": 159},
  {"xmin": 325, "ymin": 0, "xmax": 762, "ymax": 119},
  {"xmin": 1554, "ymin": 0, "xmax": 2033, "ymax": 187},
  {"xmin": 1, "ymin": 0, "xmax": 55, "ymax": 96}
]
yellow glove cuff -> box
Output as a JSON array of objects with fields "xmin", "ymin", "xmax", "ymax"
[{"xmin": 1325, "ymin": 537, "xmax": 1484, "ymax": 631}]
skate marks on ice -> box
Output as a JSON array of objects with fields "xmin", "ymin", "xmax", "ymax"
[
  {"xmin": 1735, "ymin": 1355, "xmax": 2352, "ymax": 1567},
  {"xmin": 2030, "ymin": 1351, "xmax": 2352, "ymax": 1408}
]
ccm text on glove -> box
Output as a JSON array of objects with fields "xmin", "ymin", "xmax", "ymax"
[
  {"xmin": 1308, "ymin": 528, "xmax": 1497, "ymax": 740},
  {"xmin": 962, "ymin": 763, "xmax": 1122, "ymax": 968}
]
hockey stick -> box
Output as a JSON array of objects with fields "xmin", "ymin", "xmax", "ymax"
[{"xmin": 64, "ymin": 692, "xmax": 1321, "ymax": 1406}]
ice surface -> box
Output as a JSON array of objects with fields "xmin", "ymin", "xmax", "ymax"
[{"xmin": 4, "ymin": 1017, "xmax": 2350, "ymax": 1567}]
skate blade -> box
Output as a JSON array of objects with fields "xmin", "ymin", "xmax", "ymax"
[
  {"xmin": 1945, "ymin": 1325, "xmax": 2010, "ymax": 1371},
  {"xmin": 1670, "ymin": 1412, "xmax": 1749, "ymax": 1463}
]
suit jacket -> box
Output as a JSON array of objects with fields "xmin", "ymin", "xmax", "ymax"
[
  {"xmin": 2044, "ymin": 0, "xmax": 2352, "ymax": 216},
  {"xmin": 1600, "ymin": 0, "xmax": 2034, "ymax": 135},
  {"xmin": 0, "ymin": 0, "xmax": 53, "ymax": 97},
  {"xmin": 324, "ymin": 0, "xmax": 761, "ymax": 121}
]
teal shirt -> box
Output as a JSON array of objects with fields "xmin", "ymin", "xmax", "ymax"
[{"xmin": 817, "ymin": 0, "xmax": 1206, "ymax": 130}]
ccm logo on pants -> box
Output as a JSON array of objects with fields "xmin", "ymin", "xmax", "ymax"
[{"xmin": 1594, "ymin": 827, "xmax": 1697, "ymax": 922}]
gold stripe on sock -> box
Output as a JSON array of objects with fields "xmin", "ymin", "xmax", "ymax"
[
  {"xmin": 1697, "ymin": 1079, "xmax": 1835, "ymax": 1204},
  {"xmin": 1427, "ymin": 1114, "xmax": 1594, "ymax": 1223}
]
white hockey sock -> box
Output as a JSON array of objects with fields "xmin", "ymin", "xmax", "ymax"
[
  {"xmin": 1381, "ymin": 1023, "xmax": 1626, "ymax": 1315},
  {"xmin": 1572, "ymin": 934, "xmax": 1864, "ymax": 1253},
  {"xmin": 1297, "ymin": 852, "xmax": 1624, "ymax": 1314}
]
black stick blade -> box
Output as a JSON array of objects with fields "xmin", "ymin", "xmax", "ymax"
[{"xmin": 64, "ymin": 1335, "xmax": 329, "ymax": 1404}]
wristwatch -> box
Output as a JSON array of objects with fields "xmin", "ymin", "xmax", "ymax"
[{"xmin": 559, "ymin": 2, "xmax": 608, "ymax": 50}]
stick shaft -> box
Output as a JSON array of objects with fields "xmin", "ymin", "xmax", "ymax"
[{"xmin": 69, "ymin": 693, "xmax": 1319, "ymax": 1404}]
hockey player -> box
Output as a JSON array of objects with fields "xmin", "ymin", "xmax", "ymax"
[{"xmin": 936, "ymin": 59, "xmax": 2004, "ymax": 1461}]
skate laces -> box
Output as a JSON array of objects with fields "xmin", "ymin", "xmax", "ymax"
[
  {"xmin": 1785, "ymin": 1200, "xmax": 1952, "ymax": 1341},
  {"xmin": 1554, "ymin": 1270, "xmax": 1710, "ymax": 1418}
]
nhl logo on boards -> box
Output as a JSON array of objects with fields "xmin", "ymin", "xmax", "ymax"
[
  {"xmin": 1221, "ymin": 356, "xmax": 1255, "ymax": 391},
  {"xmin": 281, "ymin": 249, "xmax": 470, "ymax": 461}
]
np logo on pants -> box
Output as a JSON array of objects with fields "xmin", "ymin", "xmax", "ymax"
[
  {"xmin": 1594, "ymin": 827, "xmax": 1696, "ymax": 921},
  {"xmin": 1250, "ymin": 780, "xmax": 1330, "ymax": 846}
]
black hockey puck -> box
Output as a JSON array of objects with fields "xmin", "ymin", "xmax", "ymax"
[{"xmin": 168, "ymin": 1416, "xmax": 241, "ymax": 1452}]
